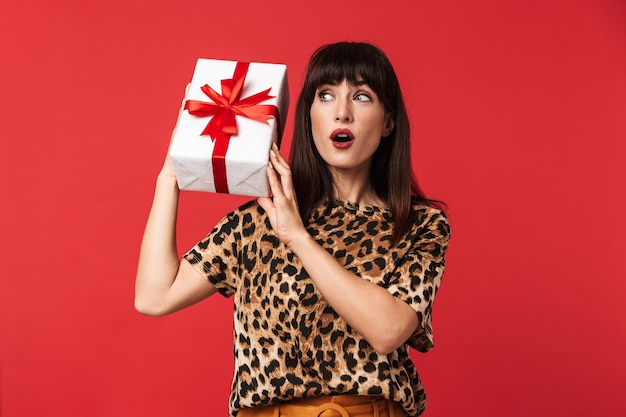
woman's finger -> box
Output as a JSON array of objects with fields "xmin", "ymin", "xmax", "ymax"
[
  {"xmin": 269, "ymin": 144, "xmax": 292, "ymax": 175},
  {"xmin": 269, "ymin": 145, "xmax": 295, "ymax": 200},
  {"xmin": 269, "ymin": 145, "xmax": 288, "ymax": 172},
  {"xmin": 266, "ymin": 161, "xmax": 285, "ymax": 200},
  {"xmin": 270, "ymin": 142, "xmax": 288, "ymax": 165}
]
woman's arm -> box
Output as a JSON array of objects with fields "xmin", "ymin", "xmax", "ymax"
[
  {"xmin": 134, "ymin": 159, "xmax": 217, "ymax": 316},
  {"xmin": 257, "ymin": 145, "xmax": 419, "ymax": 355},
  {"xmin": 291, "ymin": 237, "xmax": 418, "ymax": 355},
  {"xmin": 134, "ymin": 98, "xmax": 218, "ymax": 316}
]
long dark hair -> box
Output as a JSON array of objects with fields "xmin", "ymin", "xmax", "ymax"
[{"xmin": 290, "ymin": 41, "xmax": 440, "ymax": 245}]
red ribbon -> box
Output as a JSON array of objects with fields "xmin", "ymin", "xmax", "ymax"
[{"xmin": 184, "ymin": 62, "xmax": 281, "ymax": 193}]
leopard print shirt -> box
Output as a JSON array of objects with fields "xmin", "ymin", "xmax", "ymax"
[{"xmin": 184, "ymin": 199, "xmax": 450, "ymax": 416}]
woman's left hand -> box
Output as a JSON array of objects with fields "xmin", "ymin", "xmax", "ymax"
[{"xmin": 257, "ymin": 143, "xmax": 309, "ymax": 248}]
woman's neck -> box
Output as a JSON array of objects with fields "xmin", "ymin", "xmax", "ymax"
[{"xmin": 329, "ymin": 168, "xmax": 384, "ymax": 207}]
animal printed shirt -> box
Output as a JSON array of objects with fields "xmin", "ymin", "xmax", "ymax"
[{"xmin": 184, "ymin": 199, "xmax": 450, "ymax": 416}]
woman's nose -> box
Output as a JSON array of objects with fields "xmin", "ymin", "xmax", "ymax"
[{"xmin": 334, "ymin": 99, "xmax": 353, "ymax": 123}]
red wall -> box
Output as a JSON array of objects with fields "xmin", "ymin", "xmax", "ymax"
[{"xmin": 1, "ymin": 1, "xmax": 625, "ymax": 416}]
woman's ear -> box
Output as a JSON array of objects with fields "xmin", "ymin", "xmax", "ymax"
[{"xmin": 382, "ymin": 114, "xmax": 395, "ymax": 137}]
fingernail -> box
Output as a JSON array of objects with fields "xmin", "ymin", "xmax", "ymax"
[
  {"xmin": 270, "ymin": 149, "xmax": 276, "ymax": 158},
  {"xmin": 268, "ymin": 162, "xmax": 273, "ymax": 170}
]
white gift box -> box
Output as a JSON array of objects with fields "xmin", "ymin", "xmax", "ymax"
[{"xmin": 169, "ymin": 58, "xmax": 289, "ymax": 196}]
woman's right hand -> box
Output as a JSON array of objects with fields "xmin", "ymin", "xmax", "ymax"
[{"xmin": 158, "ymin": 155, "xmax": 178, "ymax": 185}]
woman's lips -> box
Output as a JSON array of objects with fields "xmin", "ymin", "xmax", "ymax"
[{"xmin": 330, "ymin": 128, "xmax": 355, "ymax": 149}]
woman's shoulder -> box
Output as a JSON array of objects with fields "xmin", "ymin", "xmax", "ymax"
[
  {"xmin": 205, "ymin": 199, "xmax": 272, "ymax": 244},
  {"xmin": 411, "ymin": 200, "xmax": 446, "ymax": 216},
  {"xmin": 410, "ymin": 200, "xmax": 450, "ymax": 233},
  {"xmin": 213, "ymin": 199, "xmax": 268, "ymax": 229}
]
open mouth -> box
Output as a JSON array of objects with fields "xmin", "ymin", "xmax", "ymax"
[
  {"xmin": 332, "ymin": 134, "xmax": 352, "ymax": 143},
  {"xmin": 331, "ymin": 129, "xmax": 355, "ymax": 143}
]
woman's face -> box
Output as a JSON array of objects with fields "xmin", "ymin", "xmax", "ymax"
[{"xmin": 310, "ymin": 79, "xmax": 394, "ymax": 177}]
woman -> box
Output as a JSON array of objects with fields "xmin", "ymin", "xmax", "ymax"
[{"xmin": 136, "ymin": 41, "xmax": 450, "ymax": 417}]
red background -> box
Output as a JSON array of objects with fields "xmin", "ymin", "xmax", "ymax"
[{"xmin": 1, "ymin": 0, "xmax": 625, "ymax": 416}]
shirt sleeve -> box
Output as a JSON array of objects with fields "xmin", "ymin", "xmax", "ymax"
[
  {"xmin": 183, "ymin": 208, "xmax": 243, "ymax": 298},
  {"xmin": 386, "ymin": 208, "xmax": 451, "ymax": 352}
]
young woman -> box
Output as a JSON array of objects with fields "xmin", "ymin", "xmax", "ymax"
[{"xmin": 136, "ymin": 41, "xmax": 450, "ymax": 417}]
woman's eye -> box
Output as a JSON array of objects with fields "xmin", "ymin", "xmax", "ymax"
[
  {"xmin": 318, "ymin": 92, "xmax": 333, "ymax": 101},
  {"xmin": 354, "ymin": 92, "xmax": 372, "ymax": 102}
]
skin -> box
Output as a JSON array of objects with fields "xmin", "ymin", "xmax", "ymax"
[
  {"xmin": 135, "ymin": 81, "xmax": 418, "ymax": 355},
  {"xmin": 309, "ymin": 79, "xmax": 393, "ymax": 203}
]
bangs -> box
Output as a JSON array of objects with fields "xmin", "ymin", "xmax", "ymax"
[{"xmin": 305, "ymin": 42, "xmax": 389, "ymax": 101}]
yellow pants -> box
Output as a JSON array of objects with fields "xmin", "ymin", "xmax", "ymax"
[{"xmin": 237, "ymin": 395, "xmax": 408, "ymax": 417}]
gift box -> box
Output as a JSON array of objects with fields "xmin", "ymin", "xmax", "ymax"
[{"xmin": 169, "ymin": 59, "xmax": 289, "ymax": 196}]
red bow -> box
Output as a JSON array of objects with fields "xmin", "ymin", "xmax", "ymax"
[{"xmin": 184, "ymin": 61, "xmax": 281, "ymax": 193}]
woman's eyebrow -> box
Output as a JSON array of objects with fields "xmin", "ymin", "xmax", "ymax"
[{"xmin": 316, "ymin": 80, "xmax": 371, "ymax": 89}]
